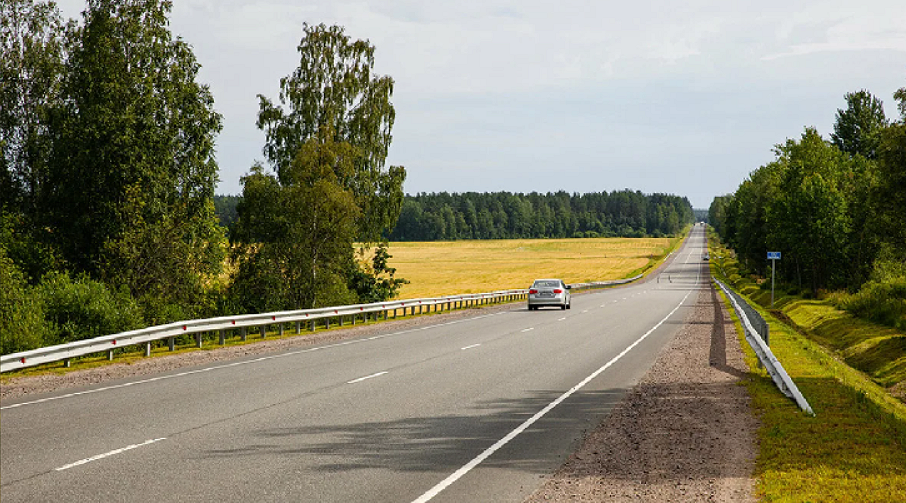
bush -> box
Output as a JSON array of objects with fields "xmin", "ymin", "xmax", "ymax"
[
  {"xmin": 38, "ymin": 272, "xmax": 145, "ymax": 345},
  {"xmin": 838, "ymin": 278, "xmax": 906, "ymax": 331},
  {"xmin": 0, "ymin": 249, "xmax": 47, "ymax": 354},
  {"xmin": 835, "ymin": 257, "xmax": 906, "ymax": 330}
]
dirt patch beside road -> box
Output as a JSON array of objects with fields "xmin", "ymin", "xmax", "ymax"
[{"xmin": 525, "ymin": 284, "xmax": 758, "ymax": 502}]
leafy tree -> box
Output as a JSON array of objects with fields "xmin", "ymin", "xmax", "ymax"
[
  {"xmin": 43, "ymin": 0, "xmax": 224, "ymax": 317},
  {"xmin": 875, "ymin": 86, "xmax": 906, "ymax": 254},
  {"xmin": 0, "ymin": 0, "xmax": 67, "ymax": 281},
  {"xmin": 831, "ymin": 90, "xmax": 888, "ymax": 159},
  {"xmin": 234, "ymin": 24, "xmax": 407, "ymax": 311},
  {"xmin": 0, "ymin": 0, "xmax": 65, "ymax": 216},
  {"xmin": 256, "ymin": 23, "xmax": 405, "ymax": 244},
  {"xmin": 232, "ymin": 128, "xmax": 361, "ymax": 311}
]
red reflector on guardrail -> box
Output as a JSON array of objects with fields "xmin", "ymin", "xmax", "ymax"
[
  {"xmin": 21, "ymin": 357, "xmax": 25, "ymax": 364},
  {"xmin": 183, "ymin": 326, "xmax": 187, "ymax": 330},
  {"xmin": 272, "ymin": 316, "xmax": 276, "ymax": 321},
  {"xmin": 232, "ymin": 320, "xmax": 236, "ymax": 325},
  {"xmin": 112, "ymin": 340, "xmax": 117, "ymax": 345}
]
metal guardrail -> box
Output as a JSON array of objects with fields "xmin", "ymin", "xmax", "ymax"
[
  {"xmin": 1, "ymin": 275, "xmax": 641, "ymax": 373},
  {"xmin": 569, "ymin": 274, "xmax": 642, "ymax": 290},
  {"xmin": 714, "ymin": 277, "xmax": 814, "ymax": 415}
]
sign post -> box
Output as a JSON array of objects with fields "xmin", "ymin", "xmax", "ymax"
[{"xmin": 767, "ymin": 252, "xmax": 781, "ymax": 307}]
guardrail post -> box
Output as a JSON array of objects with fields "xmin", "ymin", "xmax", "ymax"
[
  {"xmin": 310, "ymin": 320, "xmax": 316, "ymax": 332},
  {"xmin": 260, "ymin": 326, "xmax": 266, "ymax": 338},
  {"xmin": 279, "ymin": 324, "xmax": 284, "ymax": 336},
  {"xmin": 196, "ymin": 333, "xmax": 203, "ymax": 348},
  {"xmin": 295, "ymin": 321, "xmax": 301, "ymax": 334},
  {"xmin": 108, "ymin": 349, "xmax": 114, "ymax": 361},
  {"xmin": 352, "ymin": 314, "xmax": 356, "ymax": 325},
  {"xmin": 168, "ymin": 337, "xmax": 175, "ymax": 351},
  {"xmin": 325, "ymin": 318, "xmax": 331, "ymax": 330},
  {"xmin": 383, "ymin": 310, "xmax": 388, "ymax": 320},
  {"xmin": 64, "ymin": 358, "xmax": 71, "ymax": 368},
  {"xmin": 219, "ymin": 329, "xmax": 226, "ymax": 345},
  {"xmin": 145, "ymin": 342, "xmax": 152, "ymax": 357},
  {"xmin": 241, "ymin": 328, "xmax": 247, "ymax": 342}
]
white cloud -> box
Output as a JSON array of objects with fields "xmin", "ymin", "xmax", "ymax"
[{"xmin": 47, "ymin": 0, "xmax": 906, "ymax": 206}]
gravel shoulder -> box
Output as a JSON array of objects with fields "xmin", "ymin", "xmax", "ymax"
[{"xmin": 524, "ymin": 283, "xmax": 758, "ymax": 502}]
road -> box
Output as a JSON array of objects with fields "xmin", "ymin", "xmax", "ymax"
[{"xmin": 1, "ymin": 226, "xmax": 709, "ymax": 503}]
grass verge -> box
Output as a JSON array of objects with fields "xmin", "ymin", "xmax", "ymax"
[{"xmin": 711, "ymin": 242, "xmax": 906, "ymax": 502}]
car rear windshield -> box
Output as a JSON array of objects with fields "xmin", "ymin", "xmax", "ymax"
[{"xmin": 533, "ymin": 280, "xmax": 560, "ymax": 288}]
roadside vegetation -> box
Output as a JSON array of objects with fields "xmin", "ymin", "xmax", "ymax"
[
  {"xmin": 1, "ymin": 2, "xmax": 405, "ymax": 355},
  {"xmin": 709, "ymin": 87, "xmax": 906, "ymax": 332},
  {"xmin": 710, "ymin": 233, "xmax": 906, "ymax": 502}
]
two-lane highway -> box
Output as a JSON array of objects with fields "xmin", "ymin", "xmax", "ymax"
[{"xmin": 1, "ymin": 226, "xmax": 710, "ymax": 502}]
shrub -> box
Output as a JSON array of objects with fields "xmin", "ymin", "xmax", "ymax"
[
  {"xmin": 838, "ymin": 278, "xmax": 906, "ymax": 331},
  {"xmin": 0, "ymin": 249, "xmax": 47, "ymax": 354},
  {"xmin": 38, "ymin": 272, "xmax": 145, "ymax": 345}
]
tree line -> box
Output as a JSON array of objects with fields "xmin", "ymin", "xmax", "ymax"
[
  {"xmin": 709, "ymin": 88, "xmax": 906, "ymax": 329},
  {"xmin": 1, "ymin": 2, "xmax": 405, "ymax": 354},
  {"xmin": 388, "ymin": 191, "xmax": 694, "ymax": 240}
]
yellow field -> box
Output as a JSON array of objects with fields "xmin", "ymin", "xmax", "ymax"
[{"xmin": 387, "ymin": 237, "xmax": 677, "ymax": 299}]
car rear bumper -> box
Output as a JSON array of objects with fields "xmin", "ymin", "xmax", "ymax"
[{"xmin": 527, "ymin": 296, "xmax": 567, "ymax": 307}]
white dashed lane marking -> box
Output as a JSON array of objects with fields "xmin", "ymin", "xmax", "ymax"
[
  {"xmin": 347, "ymin": 371, "xmax": 388, "ymax": 384},
  {"xmin": 56, "ymin": 438, "xmax": 166, "ymax": 472}
]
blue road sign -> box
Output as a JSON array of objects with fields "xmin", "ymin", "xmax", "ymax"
[{"xmin": 767, "ymin": 251, "xmax": 781, "ymax": 260}]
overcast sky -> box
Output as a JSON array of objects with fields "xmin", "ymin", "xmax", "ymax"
[{"xmin": 55, "ymin": 0, "xmax": 905, "ymax": 208}]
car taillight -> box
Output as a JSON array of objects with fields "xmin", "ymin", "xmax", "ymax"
[
  {"xmin": 529, "ymin": 289, "xmax": 538, "ymax": 294},
  {"xmin": 553, "ymin": 289, "xmax": 563, "ymax": 294}
]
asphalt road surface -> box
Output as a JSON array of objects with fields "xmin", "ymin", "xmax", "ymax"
[{"xmin": 1, "ymin": 226, "xmax": 710, "ymax": 503}]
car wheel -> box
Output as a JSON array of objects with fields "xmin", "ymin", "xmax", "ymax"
[
  {"xmin": 561, "ymin": 304, "xmax": 566, "ymax": 310},
  {"xmin": 567, "ymin": 302, "xmax": 571, "ymax": 310}
]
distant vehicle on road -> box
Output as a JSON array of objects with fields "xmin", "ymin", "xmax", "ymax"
[{"xmin": 528, "ymin": 279, "xmax": 571, "ymax": 310}]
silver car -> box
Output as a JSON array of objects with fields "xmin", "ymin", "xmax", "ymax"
[{"xmin": 527, "ymin": 279, "xmax": 571, "ymax": 310}]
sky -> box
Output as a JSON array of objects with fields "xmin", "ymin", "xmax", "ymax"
[{"xmin": 54, "ymin": 0, "xmax": 906, "ymax": 208}]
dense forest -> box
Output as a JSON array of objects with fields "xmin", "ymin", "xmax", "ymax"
[
  {"xmin": 709, "ymin": 88, "xmax": 906, "ymax": 329},
  {"xmin": 217, "ymin": 191, "xmax": 694, "ymax": 240},
  {"xmin": 390, "ymin": 191, "xmax": 693, "ymax": 240},
  {"xmin": 1, "ymin": 3, "xmax": 405, "ymax": 354}
]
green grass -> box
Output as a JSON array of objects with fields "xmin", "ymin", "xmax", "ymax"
[
  {"xmin": 711, "ymin": 235, "xmax": 906, "ymax": 502},
  {"xmin": 709, "ymin": 232, "xmax": 906, "ymax": 402}
]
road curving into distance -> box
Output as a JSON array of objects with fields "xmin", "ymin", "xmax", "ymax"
[{"xmin": 1, "ymin": 226, "xmax": 710, "ymax": 503}]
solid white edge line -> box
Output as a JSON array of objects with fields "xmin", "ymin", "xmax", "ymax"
[
  {"xmin": 346, "ymin": 371, "xmax": 388, "ymax": 384},
  {"xmin": 55, "ymin": 438, "xmax": 166, "ymax": 471},
  {"xmin": 461, "ymin": 344, "xmax": 481, "ymax": 351},
  {"xmin": 520, "ymin": 328, "xmax": 534, "ymax": 333},
  {"xmin": 2, "ymin": 311, "xmax": 508, "ymax": 411},
  {"xmin": 410, "ymin": 269, "xmax": 701, "ymax": 503}
]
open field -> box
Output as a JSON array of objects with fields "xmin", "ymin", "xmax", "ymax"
[{"xmin": 387, "ymin": 236, "xmax": 679, "ymax": 299}]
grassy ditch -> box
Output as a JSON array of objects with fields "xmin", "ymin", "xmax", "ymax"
[
  {"xmin": 709, "ymin": 231, "xmax": 906, "ymax": 403},
  {"xmin": 711, "ymin": 240, "xmax": 906, "ymax": 501}
]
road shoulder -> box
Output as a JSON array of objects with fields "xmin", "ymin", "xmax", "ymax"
[{"xmin": 525, "ymin": 283, "xmax": 758, "ymax": 502}]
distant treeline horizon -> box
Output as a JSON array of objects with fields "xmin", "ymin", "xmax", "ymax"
[{"xmin": 216, "ymin": 190, "xmax": 695, "ymax": 241}]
